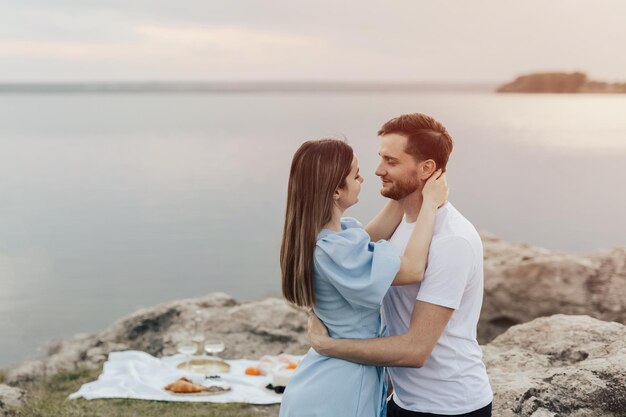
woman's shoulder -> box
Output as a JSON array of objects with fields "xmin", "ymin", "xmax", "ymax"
[
  {"xmin": 315, "ymin": 218, "xmax": 370, "ymax": 258},
  {"xmin": 339, "ymin": 217, "xmax": 363, "ymax": 230}
]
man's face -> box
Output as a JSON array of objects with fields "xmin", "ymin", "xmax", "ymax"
[{"xmin": 375, "ymin": 133, "xmax": 421, "ymax": 200}]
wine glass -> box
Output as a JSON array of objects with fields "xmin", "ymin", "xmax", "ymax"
[
  {"xmin": 204, "ymin": 341, "xmax": 225, "ymax": 358},
  {"xmin": 177, "ymin": 342, "xmax": 198, "ymax": 366},
  {"xmin": 192, "ymin": 333, "xmax": 205, "ymax": 352},
  {"xmin": 192, "ymin": 310, "xmax": 205, "ymax": 350}
]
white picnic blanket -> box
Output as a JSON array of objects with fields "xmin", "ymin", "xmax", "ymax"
[{"xmin": 68, "ymin": 350, "xmax": 294, "ymax": 404}]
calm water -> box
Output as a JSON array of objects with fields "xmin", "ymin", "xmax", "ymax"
[{"xmin": 1, "ymin": 92, "xmax": 625, "ymax": 367}]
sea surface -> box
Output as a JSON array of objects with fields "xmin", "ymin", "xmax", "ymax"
[{"xmin": 1, "ymin": 90, "xmax": 625, "ymax": 368}]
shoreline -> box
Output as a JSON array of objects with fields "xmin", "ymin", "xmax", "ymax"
[{"xmin": 0, "ymin": 81, "xmax": 495, "ymax": 94}]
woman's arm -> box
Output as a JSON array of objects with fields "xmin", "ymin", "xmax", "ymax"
[
  {"xmin": 392, "ymin": 171, "xmax": 447, "ymax": 286},
  {"xmin": 364, "ymin": 200, "xmax": 404, "ymax": 241}
]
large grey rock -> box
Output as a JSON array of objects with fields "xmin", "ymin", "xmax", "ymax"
[
  {"xmin": 5, "ymin": 289, "xmax": 626, "ymax": 417},
  {"xmin": 0, "ymin": 384, "xmax": 25, "ymax": 417},
  {"xmin": 484, "ymin": 314, "xmax": 626, "ymax": 417},
  {"xmin": 480, "ymin": 233, "xmax": 626, "ymax": 343},
  {"xmin": 6, "ymin": 293, "xmax": 308, "ymax": 385}
]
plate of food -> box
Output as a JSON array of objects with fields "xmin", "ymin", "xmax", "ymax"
[
  {"xmin": 176, "ymin": 357, "xmax": 231, "ymax": 374},
  {"xmin": 164, "ymin": 377, "xmax": 231, "ymax": 396}
]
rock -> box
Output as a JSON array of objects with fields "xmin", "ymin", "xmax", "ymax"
[
  {"xmin": 484, "ymin": 315, "xmax": 626, "ymax": 417},
  {"xmin": 480, "ymin": 234, "xmax": 626, "ymax": 343},
  {"xmin": 6, "ymin": 293, "xmax": 308, "ymax": 385},
  {"xmin": 5, "ymin": 288, "xmax": 626, "ymax": 417},
  {"xmin": 0, "ymin": 384, "xmax": 25, "ymax": 416}
]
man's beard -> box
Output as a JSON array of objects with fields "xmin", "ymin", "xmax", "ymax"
[{"xmin": 380, "ymin": 176, "xmax": 420, "ymax": 200}]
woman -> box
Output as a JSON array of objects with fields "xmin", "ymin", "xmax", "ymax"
[{"xmin": 279, "ymin": 139, "xmax": 447, "ymax": 417}]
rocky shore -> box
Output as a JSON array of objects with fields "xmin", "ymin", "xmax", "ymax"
[
  {"xmin": 479, "ymin": 233, "xmax": 626, "ymax": 343},
  {"xmin": 1, "ymin": 234, "xmax": 625, "ymax": 416}
]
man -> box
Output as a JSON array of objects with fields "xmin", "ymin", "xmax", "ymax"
[{"xmin": 308, "ymin": 113, "xmax": 493, "ymax": 416}]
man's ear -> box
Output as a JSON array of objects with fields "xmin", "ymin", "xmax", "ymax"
[{"xmin": 418, "ymin": 160, "xmax": 437, "ymax": 180}]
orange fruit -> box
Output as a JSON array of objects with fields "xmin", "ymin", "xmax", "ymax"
[{"xmin": 245, "ymin": 367, "xmax": 261, "ymax": 376}]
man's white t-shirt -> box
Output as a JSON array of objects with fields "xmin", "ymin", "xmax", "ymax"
[{"xmin": 382, "ymin": 202, "xmax": 493, "ymax": 414}]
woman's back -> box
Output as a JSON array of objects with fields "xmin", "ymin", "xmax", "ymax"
[
  {"xmin": 312, "ymin": 218, "xmax": 395, "ymax": 339},
  {"xmin": 279, "ymin": 218, "xmax": 400, "ymax": 417}
]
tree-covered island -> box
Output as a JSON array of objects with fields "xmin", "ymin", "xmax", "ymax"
[{"xmin": 497, "ymin": 72, "xmax": 626, "ymax": 93}]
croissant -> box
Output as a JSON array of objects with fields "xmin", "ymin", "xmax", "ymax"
[
  {"xmin": 165, "ymin": 377, "xmax": 205, "ymax": 393},
  {"xmin": 164, "ymin": 376, "xmax": 192, "ymax": 389}
]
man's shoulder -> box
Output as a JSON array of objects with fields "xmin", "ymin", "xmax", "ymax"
[
  {"xmin": 435, "ymin": 205, "xmax": 480, "ymax": 241},
  {"xmin": 430, "ymin": 235, "xmax": 476, "ymax": 258}
]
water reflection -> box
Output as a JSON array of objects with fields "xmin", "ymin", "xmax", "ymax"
[{"xmin": 0, "ymin": 92, "xmax": 624, "ymax": 367}]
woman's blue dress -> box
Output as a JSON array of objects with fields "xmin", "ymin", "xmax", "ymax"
[{"xmin": 279, "ymin": 218, "xmax": 401, "ymax": 417}]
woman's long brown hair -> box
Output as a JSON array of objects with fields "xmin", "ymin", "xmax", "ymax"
[{"xmin": 280, "ymin": 139, "xmax": 353, "ymax": 308}]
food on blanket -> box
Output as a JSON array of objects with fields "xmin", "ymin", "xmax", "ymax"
[
  {"xmin": 266, "ymin": 383, "xmax": 286, "ymax": 394},
  {"xmin": 258, "ymin": 356, "xmax": 277, "ymax": 375},
  {"xmin": 204, "ymin": 385, "xmax": 229, "ymax": 393},
  {"xmin": 265, "ymin": 363, "xmax": 297, "ymax": 393},
  {"xmin": 245, "ymin": 366, "xmax": 262, "ymax": 376},
  {"xmin": 200, "ymin": 379, "xmax": 231, "ymax": 393},
  {"xmin": 271, "ymin": 367, "xmax": 296, "ymax": 388},
  {"xmin": 278, "ymin": 353, "xmax": 300, "ymax": 364},
  {"xmin": 170, "ymin": 376, "xmax": 192, "ymax": 384},
  {"xmin": 164, "ymin": 377, "xmax": 206, "ymax": 393},
  {"xmin": 259, "ymin": 354, "xmax": 301, "ymax": 375}
]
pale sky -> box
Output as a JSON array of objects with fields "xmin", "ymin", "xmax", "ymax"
[{"xmin": 1, "ymin": 0, "xmax": 625, "ymax": 83}]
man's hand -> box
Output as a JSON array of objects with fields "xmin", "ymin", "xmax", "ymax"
[
  {"xmin": 307, "ymin": 312, "xmax": 331, "ymax": 354},
  {"xmin": 304, "ymin": 301, "xmax": 453, "ymax": 367}
]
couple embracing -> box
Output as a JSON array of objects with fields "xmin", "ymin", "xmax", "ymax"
[{"xmin": 279, "ymin": 113, "xmax": 493, "ymax": 417}]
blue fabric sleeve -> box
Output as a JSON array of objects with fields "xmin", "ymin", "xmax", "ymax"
[
  {"xmin": 338, "ymin": 217, "xmax": 363, "ymax": 230},
  {"xmin": 314, "ymin": 223, "xmax": 401, "ymax": 309}
]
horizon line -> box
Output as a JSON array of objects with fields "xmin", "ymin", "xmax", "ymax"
[{"xmin": 0, "ymin": 80, "xmax": 496, "ymax": 94}]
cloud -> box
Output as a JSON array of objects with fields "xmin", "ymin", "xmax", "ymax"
[
  {"xmin": 136, "ymin": 25, "xmax": 315, "ymax": 49},
  {"xmin": 0, "ymin": 24, "xmax": 332, "ymax": 79},
  {"xmin": 0, "ymin": 40, "xmax": 124, "ymax": 59},
  {"xmin": 1, "ymin": 0, "xmax": 626, "ymax": 81}
]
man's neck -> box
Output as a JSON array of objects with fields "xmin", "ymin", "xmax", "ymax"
[{"xmin": 399, "ymin": 190, "xmax": 423, "ymax": 223}]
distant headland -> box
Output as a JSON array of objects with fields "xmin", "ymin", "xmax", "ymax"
[{"xmin": 497, "ymin": 72, "xmax": 626, "ymax": 93}]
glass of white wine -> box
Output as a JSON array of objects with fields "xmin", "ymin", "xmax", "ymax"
[
  {"xmin": 192, "ymin": 310, "xmax": 205, "ymax": 352},
  {"xmin": 192, "ymin": 333, "xmax": 205, "ymax": 353},
  {"xmin": 177, "ymin": 342, "xmax": 198, "ymax": 366},
  {"xmin": 204, "ymin": 341, "xmax": 225, "ymax": 358}
]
